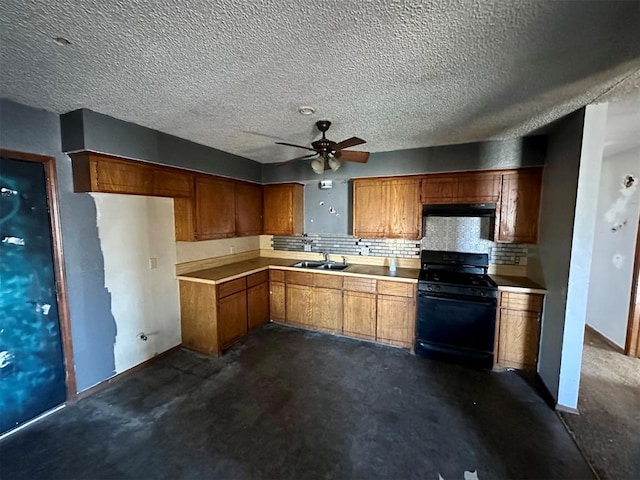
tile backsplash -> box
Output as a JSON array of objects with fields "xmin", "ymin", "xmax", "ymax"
[
  {"xmin": 272, "ymin": 217, "xmax": 528, "ymax": 266},
  {"xmin": 272, "ymin": 234, "xmax": 421, "ymax": 259}
]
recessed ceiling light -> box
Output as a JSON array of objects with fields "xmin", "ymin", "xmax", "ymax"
[
  {"xmin": 53, "ymin": 37, "xmax": 71, "ymax": 46},
  {"xmin": 298, "ymin": 106, "xmax": 315, "ymax": 115}
]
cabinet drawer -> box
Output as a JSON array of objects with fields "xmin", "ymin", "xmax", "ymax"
[
  {"xmin": 286, "ymin": 271, "xmax": 314, "ymax": 286},
  {"xmin": 377, "ymin": 280, "xmax": 415, "ymax": 298},
  {"xmin": 314, "ymin": 273, "xmax": 343, "ymax": 289},
  {"xmin": 343, "ymin": 276, "xmax": 377, "ymax": 293},
  {"xmin": 218, "ymin": 277, "xmax": 247, "ymax": 298},
  {"xmin": 247, "ymin": 270, "xmax": 268, "ymax": 288},
  {"xmin": 500, "ymin": 292, "xmax": 543, "ymax": 312},
  {"xmin": 269, "ymin": 269, "xmax": 285, "ymax": 283}
]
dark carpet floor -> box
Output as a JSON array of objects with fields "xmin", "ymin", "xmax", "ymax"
[
  {"xmin": 560, "ymin": 328, "xmax": 640, "ymax": 480},
  {"xmin": 1, "ymin": 324, "xmax": 593, "ymax": 480}
]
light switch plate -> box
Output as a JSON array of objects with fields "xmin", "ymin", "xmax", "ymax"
[{"xmin": 149, "ymin": 257, "xmax": 158, "ymax": 269}]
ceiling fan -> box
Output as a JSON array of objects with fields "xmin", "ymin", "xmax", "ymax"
[{"xmin": 275, "ymin": 120, "xmax": 369, "ymax": 174}]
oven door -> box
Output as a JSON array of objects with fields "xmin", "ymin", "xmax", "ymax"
[{"xmin": 415, "ymin": 291, "xmax": 497, "ymax": 367}]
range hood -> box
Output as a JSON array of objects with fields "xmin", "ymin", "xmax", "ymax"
[{"xmin": 422, "ymin": 203, "xmax": 496, "ymax": 218}]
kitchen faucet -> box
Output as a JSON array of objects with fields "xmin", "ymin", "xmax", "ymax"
[{"xmin": 321, "ymin": 251, "xmax": 330, "ymax": 263}]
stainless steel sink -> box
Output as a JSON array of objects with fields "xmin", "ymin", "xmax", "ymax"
[
  {"xmin": 291, "ymin": 261, "xmax": 349, "ymax": 271},
  {"xmin": 292, "ymin": 261, "xmax": 325, "ymax": 268},
  {"xmin": 317, "ymin": 263, "xmax": 349, "ymax": 271}
]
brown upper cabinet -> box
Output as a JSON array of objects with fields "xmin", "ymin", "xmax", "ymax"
[
  {"xmin": 235, "ymin": 182, "xmax": 263, "ymax": 236},
  {"xmin": 193, "ymin": 176, "xmax": 236, "ymax": 240},
  {"xmin": 153, "ymin": 167, "xmax": 193, "ymax": 198},
  {"xmin": 71, "ymin": 152, "xmax": 154, "ymax": 195},
  {"xmin": 353, "ymin": 176, "xmax": 421, "ymax": 239},
  {"xmin": 263, "ymin": 183, "xmax": 304, "ymax": 236},
  {"xmin": 71, "ymin": 151, "xmax": 266, "ymax": 241},
  {"xmin": 495, "ymin": 168, "xmax": 543, "ymax": 243},
  {"xmin": 421, "ymin": 171, "xmax": 500, "ymax": 204}
]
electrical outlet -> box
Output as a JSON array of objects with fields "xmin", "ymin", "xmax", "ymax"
[
  {"xmin": 360, "ymin": 246, "xmax": 370, "ymax": 256},
  {"xmin": 148, "ymin": 257, "xmax": 158, "ymax": 269},
  {"xmin": 303, "ymin": 244, "xmax": 312, "ymax": 252},
  {"xmin": 230, "ymin": 246, "xmax": 235, "ymax": 254}
]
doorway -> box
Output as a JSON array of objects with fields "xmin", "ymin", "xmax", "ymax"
[
  {"xmin": 625, "ymin": 218, "xmax": 640, "ymax": 357},
  {"xmin": 0, "ymin": 150, "xmax": 75, "ymax": 435}
]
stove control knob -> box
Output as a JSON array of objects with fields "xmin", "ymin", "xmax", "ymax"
[
  {"xmin": 480, "ymin": 290, "xmax": 486, "ymax": 297},
  {"xmin": 426, "ymin": 285, "xmax": 433, "ymax": 291},
  {"xmin": 435, "ymin": 285, "xmax": 441, "ymax": 291}
]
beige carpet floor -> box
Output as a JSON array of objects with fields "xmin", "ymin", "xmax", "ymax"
[{"xmin": 560, "ymin": 328, "xmax": 640, "ymax": 480}]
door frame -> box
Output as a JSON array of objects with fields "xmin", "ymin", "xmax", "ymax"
[
  {"xmin": 0, "ymin": 149, "xmax": 77, "ymax": 398},
  {"xmin": 625, "ymin": 218, "xmax": 640, "ymax": 357}
]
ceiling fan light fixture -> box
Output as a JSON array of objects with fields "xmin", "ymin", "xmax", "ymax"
[
  {"xmin": 328, "ymin": 156, "xmax": 341, "ymax": 172},
  {"xmin": 311, "ymin": 158, "xmax": 324, "ymax": 174}
]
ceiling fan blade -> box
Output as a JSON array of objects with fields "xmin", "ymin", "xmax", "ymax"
[
  {"xmin": 334, "ymin": 137, "xmax": 366, "ymax": 150},
  {"xmin": 275, "ymin": 142, "xmax": 317, "ymax": 152},
  {"xmin": 273, "ymin": 153, "xmax": 318, "ymax": 167},
  {"xmin": 336, "ymin": 150, "xmax": 369, "ymax": 163}
]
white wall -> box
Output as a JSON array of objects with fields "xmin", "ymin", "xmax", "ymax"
[
  {"xmin": 92, "ymin": 193, "xmax": 181, "ymax": 374},
  {"xmin": 558, "ymin": 104, "xmax": 607, "ymax": 409},
  {"xmin": 586, "ymin": 147, "xmax": 640, "ymax": 346},
  {"xmin": 176, "ymin": 235, "xmax": 262, "ymax": 264}
]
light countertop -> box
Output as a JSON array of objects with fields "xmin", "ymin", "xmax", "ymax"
[
  {"xmin": 178, "ymin": 257, "xmax": 420, "ymax": 285},
  {"xmin": 490, "ymin": 274, "xmax": 546, "ymax": 294}
]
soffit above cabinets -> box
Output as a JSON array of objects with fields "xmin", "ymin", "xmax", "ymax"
[{"xmin": 0, "ymin": 0, "xmax": 639, "ymax": 163}]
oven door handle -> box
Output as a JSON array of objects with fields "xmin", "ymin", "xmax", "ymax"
[{"xmin": 418, "ymin": 292, "xmax": 497, "ymax": 306}]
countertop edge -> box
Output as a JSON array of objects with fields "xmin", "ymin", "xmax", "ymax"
[
  {"xmin": 177, "ymin": 261, "xmax": 419, "ymax": 285},
  {"xmin": 497, "ymin": 285, "xmax": 547, "ymax": 295}
]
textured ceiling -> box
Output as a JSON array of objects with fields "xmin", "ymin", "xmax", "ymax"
[{"xmin": 1, "ymin": 1, "xmax": 639, "ymax": 164}]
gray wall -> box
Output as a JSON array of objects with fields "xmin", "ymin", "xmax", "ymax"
[
  {"xmin": 1, "ymin": 99, "xmax": 117, "ymax": 392},
  {"xmin": 267, "ymin": 137, "xmax": 547, "ymax": 234},
  {"xmin": 61, "ymin": 109, "xmax": 263, "ymax": 183},
  {"xmin": 529, "ymin": 108, "xmax": 586, "ymax": 405}
]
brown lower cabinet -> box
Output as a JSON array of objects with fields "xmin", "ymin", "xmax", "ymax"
[
  {"xmin": 495, "ymin": 291, "xmax": 544, "ymax": 371},
  {"xmin": 269, "ymin": 270, "xmax": 286, "ymax": 322},
  {"xmin": 343, "ymin": 291, "xmax": 377, "ymax": 341},
  {"xmin": 218, "ymin": 290, "xmax": 247, "ymax": 350},
  {"xmin": 276, "ymin": 270, "xmax": 416, "ymax": 349},
  {"xmin": 179, "ymin": 271, "xmax": 269, "ymax": 356}
]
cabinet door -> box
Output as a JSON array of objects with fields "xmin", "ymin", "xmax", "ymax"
[
  {"xmin": 194, "ymin": 176, "xmax": 236, "ymax": 240},
  {"xmin": 311, "ymin": 287, "xmax": 343, "ymax": 334},
  {"xmin": 218, "ymin": 290, "xmax": 248, "ymax": 350},
  {"xmin": 421, "ymin": 175, "xmax": 458, "ymax": 204},
  {"xmin": 235, "ymin": 182, "xmax": 263, "ymax": 236},
  {"xmin": 286, "ymin": 283, "xmax": 313, "ymax": 326},
  {"xmin": 496, "ymin": 169, "xmax": 542, "ymax": 243},
  {"xmin": 247, "ymin": 282, "xmax": 269, "ymax": 331},
  {"xmin": 343, "ymin": 291, "xmax": 376, "ymax": 340},
  {"xmin": 353, "ymin": 179, "xmax": 387, "ymax": 238},
  {"xmin": 179, "ymin": 281, "xmax": 220, "ymax": 355},
  {"xmin": 387, "ymin": 178, "xmax": 421, "ymax": 239},
  {"xmin": 270, "ymin": 281, "xmax": 285, "ymax": 322},
  {"xmin": 95, "ymin": 157, "xmax": 153, "ymax": 194},
  {"xmin": 457, "ymin": 172, "xmax": 501, "ymax": 204},
  {"xmin": 153, "ymin": 168, "xmax": 193, "ymax": 197},
  {"xmin": 376, "ymin": 295, "xmax": 415, "ymax": 348},
  {"xmin": 497, "ymin": 308, "xmax": 541, "ymax": 371},
  {"xmin": 263, "ymin": 184, "xmax": 304, "ymax": 235}
]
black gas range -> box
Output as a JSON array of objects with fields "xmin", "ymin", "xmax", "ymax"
[{"xmin": 415, "ymin": 250, "xmax": 498, "ymax": 369}]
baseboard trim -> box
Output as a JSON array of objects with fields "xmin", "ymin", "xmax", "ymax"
[
  {"xmin": 585, "ymin": 325, "xmax": 625, "ymax": 354},
  {"xmin": 74, "ymin": 345, "xmax": 182, "ymax": 401},
  {"xmin": 555, "ymin": 403, "xmax": 580, "ymax": 415}
]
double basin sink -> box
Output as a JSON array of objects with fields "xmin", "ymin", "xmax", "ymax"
[{"xmin": 292, "ymin": 261, "xmax": 349, "ymax": 271}]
